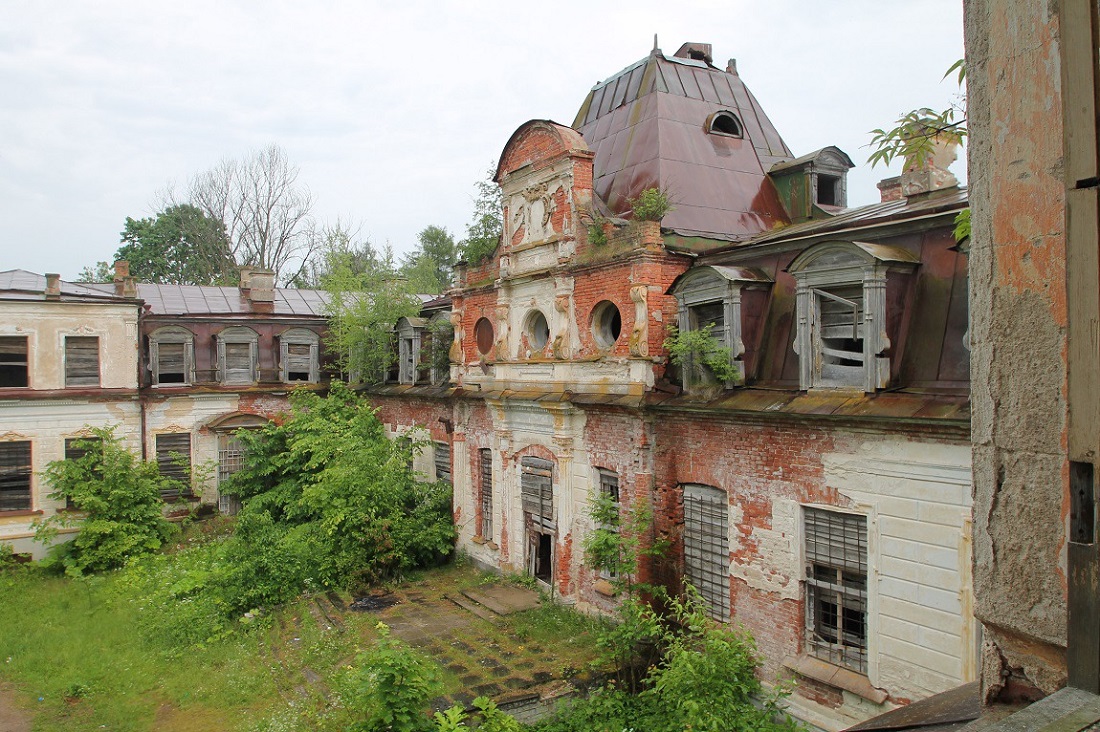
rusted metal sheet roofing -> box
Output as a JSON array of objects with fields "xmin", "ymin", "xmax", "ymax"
[
  {"xmin": 573, "ymin": 45, "xmax": 793, "ymax": 246},
  {"xmin": 724, "ymin": 187, "xmax": 969, "ymax": 251},
  {"xmin": 79, "ymin": 282, "xmax": 330, "ymax": 317},
  {"xmin": 0, "ymin": 270, "xmax": 137, "ymax": 302},
  {"xmin": 844, "ymin": 682, "xmax": 980, "ymax": 731}
]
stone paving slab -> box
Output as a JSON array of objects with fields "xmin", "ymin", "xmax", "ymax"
[{"xmin": 461, "ymin": 585, "xmax": 540, "ymax": 615}]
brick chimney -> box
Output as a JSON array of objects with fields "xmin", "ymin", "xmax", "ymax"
[
  {"xmin": 878, "ymin": 176, "xmax": 903, "ymax": 202},
  {"xmin": 44, "ymin": 273, "xmax": 61, "ymax": 299},
  {"xmin": 113, "ymin": 260, "xmax": 134, "ymax": 297}
]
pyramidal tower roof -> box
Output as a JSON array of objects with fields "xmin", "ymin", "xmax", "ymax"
[{"xmin": 573, "ymin": 42, "xmax": 794, "ymax": 245}]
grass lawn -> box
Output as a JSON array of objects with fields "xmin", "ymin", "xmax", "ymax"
[{"xmin": 0, "ymin": 534, "xmax": 605, "ymax": 732}]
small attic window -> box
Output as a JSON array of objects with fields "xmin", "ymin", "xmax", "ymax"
[
  {"xmin": 817, "ymin": 174, "xmax": 842, "ymax": 206},
  {"xmin": 708, "ymin": 111, "xmax": 743, "ymax": 138}
]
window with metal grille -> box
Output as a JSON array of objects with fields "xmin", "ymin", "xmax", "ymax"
[
  {"xmin": 64, "ymin": 336, "xmax": 99, "ymax": 387},
  {"xmin": 814, "ymin": 285, "xmax": 864, "ymax": 388},
  {"xmin": 804, "ymin": 507, "xmax": 868, "ymax": 673},
  {"xmin": 0, "ymin": 441, "xmax": 31, "ymax": 511},
  {"xmin": 0, "ymin": 336, "xmax": 29, "ymax": 388},
  {"xmin": 434, "ymin": 441, "xmax": 451, "ymax": 484},
  {"xmin": 155, "ymin": 433, "xmax": 193, "ymax": 500},
  {"xmin": 598, "ymin": 469, "xmax": 621, "ymax": 579},
  {"xmin": 683, "ymin": 484, "xmax": 730, "ymax": 621},
  {"xmin": 65, "ymin": 436, "xmax": 103, "ymax": 509},
  {"xmin": 479, "ymin": 449, "xmax": 493, "ymax": 540},
  {"xmin": 521, "ymin": 456, "xmax": 554, "ymax": 529},
  {"xmin": 218, "ymin": 434, "xmax": 244, "ymax": 515},
  {"xmin": 280, "ymin": 329, "xmax": 319, "ymax": 383}
]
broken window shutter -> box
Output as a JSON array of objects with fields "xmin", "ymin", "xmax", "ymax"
[
  {"xmin": 521, "ymin": 457, "xmax": 554, "ymax": 525},
  {"xmin": 0, "ymin": 441, "xmax": 32, "ymax": 511}
]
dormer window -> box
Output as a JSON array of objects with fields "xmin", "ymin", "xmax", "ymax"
[
  {"xmin": 216, "ymin": 327, "xmax": 259, "ymax": 385},
  {"xmin": 708, "ymin": 111, "xmax": 743, "ymax": 138},
  {"xmin": 279, "ymin": 328, "xmax": 320, "ymax": 384},
  {"xmin": 149, "ymin": 327, "xmax": 194, "ymax": 386},
  {"xmin": 788, "ymin": 241, "xmax": 919, "ymax": 392},
  {"xmin": 668, "ymin": 265, "xmax": 774, "ymax": 391}
]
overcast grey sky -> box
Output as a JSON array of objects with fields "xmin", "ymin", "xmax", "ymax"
[{"xmin": 1, "ymin": 1, "xmax": 965, "ymax": 281}]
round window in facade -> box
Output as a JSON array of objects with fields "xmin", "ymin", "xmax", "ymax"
[
  {"xmin": 591, "ymin": 300, "xmax": 622, "ymax": 349},
  {"xmin": 525, "ymin": 310, "xmax": 550, "ymax": 352},
  {"xmin": 474, "ymin": 317, "xmax": 494, "ymax": 355}
]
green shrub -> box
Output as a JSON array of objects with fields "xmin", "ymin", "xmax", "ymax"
[
  {"xmin": 36, "ymin": 427, "xmax": 176, "ymax": 576},
  {"xmin": 345, "ymin": 623, "xmax": 441, "ymax": 732},
  {"xmin": 664, "ymin": 324, "xmax": 741, "ymax": 385},
  {"xmin": 629, "ymin": 188, "xmax": 673, "ymax": 222}
]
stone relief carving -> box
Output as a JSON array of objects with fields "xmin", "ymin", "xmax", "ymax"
[
  {"xmin": 510, "ymin": 182, "xmax": 559, "ymax": 245},
  {"xmin": 495, "ymin": 305, "xmax": 510, "ymax": 358},
  {"xmin": 629, "ymin": 285, "xmax": 649, "ymax": 357}
]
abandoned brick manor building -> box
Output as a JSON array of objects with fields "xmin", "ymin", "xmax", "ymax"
[
  {"xmin": 365, "ymin": 42, "xmax": 973, "ymax": 730},
  {"xmin": 0, "ymin": 40, "xmax": 975, "ymax": 732}
]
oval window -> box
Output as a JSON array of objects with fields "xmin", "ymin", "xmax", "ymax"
[
  {"xmin": 525, "ymin": 310, "xmax": 550, "ymax": 351},
  {"xmin": 474, "ymin": 317, "xmax": 494, "ymax": 355},
  {"xmin": 591, "ymin": 300, "xmax": 622, "ymax": 349}
]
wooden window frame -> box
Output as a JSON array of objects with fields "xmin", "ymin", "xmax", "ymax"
[
  {"xmin": 155, "ymin": 432, "xmax": 193, "ymax": 501},
  {"xmin": 149, "ymin": 327, "xmax": 194, "ymax": 387}
]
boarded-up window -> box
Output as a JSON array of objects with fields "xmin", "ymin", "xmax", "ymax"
[
  {"xmin": 150, "ymin": 329, "xmax": 194, "ymax": 386},
  {"xmin": 683, "ymin": 484, "xmax": 730, "ymax": 621},
  {"xmin": 65, "ymin": 436, "xmax": 103, "ymax": 509},
  {"xmin": 280, "ymin": 329, "xmax": 319, "ymax": 383},
  {"xmin": 804, "ymin": 507, "xmax": 868, "ymax": 673},
  {"xmin": 521, "ymin": 456, "xmax": 554, "ymax": 529},
  {"xmin": 217, "ymin": 329, "xmax": 258, "ymax": 385},
  {"xmin": 156, "ymin": 433, "xmax": 193, "ymax": 500},
  {"xmin": 0, "ymin": 337, "xmax": 29, "ymax": 388},
  {"xmin": 434, "ymin": 441, "xmax": 451, "ymax": 484},
  {"xmin": 0, "ymin": 441, "xmax": 31, "ymax": 511},
  {"xmin": 65, "ymin": 336, "xmax": 99, "ymax": 387},
  {"xmin": 480, "ymin": 449, "xmax": 493, "ymax": 540},
  {"xmin": 218, "ymin": 434, "xmax": 244, "ymax": 515}
]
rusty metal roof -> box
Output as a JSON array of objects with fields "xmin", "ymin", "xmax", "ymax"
[
  {"xmin": 709, "ymin": 186, "xmax": 968, "ymax": 253},
  {"xmin": 0, "ymin": 269, "xmax": 138, "ymax": 303},
  {"xmin": 77, "ymin": 282, "xmax": 330, "ymax": 318},
  {"xmin": 844, "ymin": 682, "xmax": 980, "ymax": 731},
  {"xmin": 573, "ymin": 45, "xmax": 793, "ymax": 246}
]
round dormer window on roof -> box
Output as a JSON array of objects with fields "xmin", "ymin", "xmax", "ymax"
[{"xmin": 707, "ymin": 111, "xmax": 743, "ymax": 138}]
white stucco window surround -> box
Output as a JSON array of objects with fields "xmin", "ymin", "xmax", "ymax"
[
  {"xmin": 787, "ymin": 241, "xmax": 919, "ymax": 393},
  {"xmin": 279, "ymin": 328, "xmax": 320, "ymax": 384},
  {"xmin": 668, "ymin": 265, "xmax": 773, "ymax": 390},
  {"xmin": 216, "ymin": 326, "xmax": 259, "ymax": 385},
  {"xmin": 148, "ymin": 326, "xmax": 195, "ymax": 386}
]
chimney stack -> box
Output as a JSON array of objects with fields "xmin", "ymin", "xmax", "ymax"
[
  {"xmin": 878, "ymin": 176, "xmax": 903, "ymax": 202},
  {"xmin": 45, "ymin": 273, "xmax": 61, "ymax": 299},
  {"xmin": 244, "ymin": 268, "xmax": 275, "ymax": 303},
  {"xmin": 113, "ymin": 260, "xmax": 130, "ymax": 296}
]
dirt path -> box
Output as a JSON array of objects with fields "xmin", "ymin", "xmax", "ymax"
[{"xmin": 0, "ymin": 685, "xmax": 32, "ymax": 732}]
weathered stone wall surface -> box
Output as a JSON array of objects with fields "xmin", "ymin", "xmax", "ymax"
[{"xmin": 964, "ymin": 0, "xmax": 1069, "ymax": 698}]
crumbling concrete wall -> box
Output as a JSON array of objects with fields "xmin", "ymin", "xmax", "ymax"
[{"xmin": 964, "ymin": 0, "xmax": 1069, "ymax": 700}]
